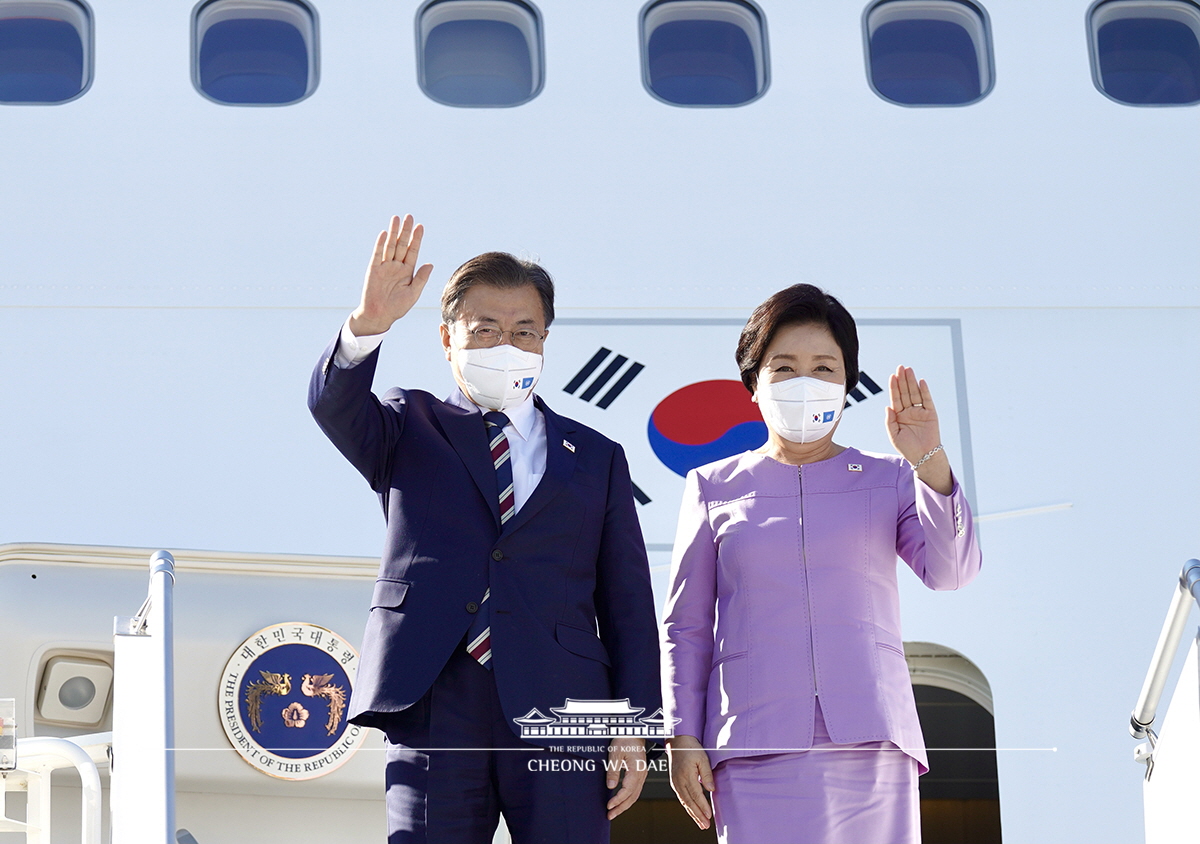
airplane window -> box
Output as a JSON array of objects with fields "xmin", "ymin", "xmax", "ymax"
[
  {"xmin": 192, "ymin": 0, "xmax": 318, "ymax": 106},
  {"xmin": 1089, "ymin": 0, "xmax": 1200, "ymax": 105},
  {"xmin": 0, "ymin": 0, "xmax": 92, "ymax": 105},
  {"xmin": 417, "ymin": 0, "xmax": 543, "ymax": 107},
  {"xmin": 641, "ymin": 0, "xmax": 769, "ymax": 107},
  {"xmin": 864, "ymin": 0, "xmax": 994, "ymax": 106}
]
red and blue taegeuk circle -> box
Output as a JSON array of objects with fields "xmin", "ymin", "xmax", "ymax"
[{"xmin": 648, "ymin": 380, "xmax": 768, "ymax": 477}]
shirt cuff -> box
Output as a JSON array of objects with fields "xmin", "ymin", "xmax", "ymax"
[{"xmin": 333, "ymin": 317, "xmax": 386, "ymax": 369}]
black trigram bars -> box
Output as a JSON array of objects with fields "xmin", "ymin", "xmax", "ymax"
[
  {"xmin": 845, "ymin": 372, "xmax": 883, "ymax": 408},
  {"xmin": 564, "ymin": 348, "xmax": 645, "ymax": 409}
]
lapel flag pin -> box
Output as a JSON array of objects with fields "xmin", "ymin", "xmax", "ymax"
[
  {"xmin": 848, "ymin": 463, "xmax": 863, "ymax": 472},
  {"xmin": 563, "ymin": 440, "xmax": 576, "ymax": 452}
]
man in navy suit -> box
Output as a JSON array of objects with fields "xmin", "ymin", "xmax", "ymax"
[{"xmin": 309, "ymin": 215, "xmax": 662, "ymax": 843}]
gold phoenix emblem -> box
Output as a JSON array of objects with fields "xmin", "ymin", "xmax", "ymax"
[
  {"xmin": 302, "ymin": 673, "xmax": 347, "ymax": 736},
  {"xmin": 245, "ymin": 671, "xmax": 291, "ymax": 732}
]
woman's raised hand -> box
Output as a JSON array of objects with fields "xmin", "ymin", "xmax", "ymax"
[
  {"xmin": 886, "ymin": 365, "xmax": 953, "ymax": 494},
  {"xmin": 666, "ymin": 736, "xmax": 715, "ymax": 830},
  {"xmin": 349, "ymin": 214, "xmax": 434, "ymax": 337}
]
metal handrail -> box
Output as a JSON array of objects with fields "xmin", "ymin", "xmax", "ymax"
[
  {"xmin": 1130, "ymin": 559, "xmax": 1200, "ymax": 740},
  {"xmin": 0, "ymin": 736, "xmax": 104, "ymax": 844}
]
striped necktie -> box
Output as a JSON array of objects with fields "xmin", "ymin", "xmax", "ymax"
[{"xmin": 466, "ymin": 410, "xmax": 514, "ymax": 669}]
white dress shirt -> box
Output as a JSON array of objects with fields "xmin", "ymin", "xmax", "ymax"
[{"xmin": 334, "ymin": 318, "xmax": 546, "ymax": 511}]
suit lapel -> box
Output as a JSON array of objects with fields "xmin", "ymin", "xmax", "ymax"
[
  {"xmin": 502, "ymin": 397, "xmax": 577, "ymax": 537},
  {"xmin": 431, "ymin": 397, "xmax": 500, "ymax": 529}
]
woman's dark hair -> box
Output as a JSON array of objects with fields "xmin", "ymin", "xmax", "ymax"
[
  {"xmin": 441, "ymin": 252, "xmax": 555, "ymax": 328},
  {"xmin": 736, "ymin": 284, "xmax": 859, "ymax": 394}
]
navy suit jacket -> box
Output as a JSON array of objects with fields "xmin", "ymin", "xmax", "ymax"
[{"xmin": 308, "ymin": 334, "xmax": 662, "ymax": 743}]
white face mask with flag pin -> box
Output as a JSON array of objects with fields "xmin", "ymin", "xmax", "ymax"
[
  {"xmin": 456, "ymin": 344, "xmax": 543, "ymax": 411},
  {"xmin": 754, "ymin": 374, "xmax": 846, "ymax": 444}
]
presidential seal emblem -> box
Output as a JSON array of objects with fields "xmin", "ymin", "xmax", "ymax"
[{"xmin": 219, "ymin": 622, "xmax": 366, "ymax": 780}]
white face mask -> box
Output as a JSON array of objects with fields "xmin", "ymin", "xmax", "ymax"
[
  {"xmin": 754, "ymin": 375, "xmax": 845, "ymax": 443},
  {"xmin": 455, "ymin": 344, "xmax": 543, "ymax": 411}
]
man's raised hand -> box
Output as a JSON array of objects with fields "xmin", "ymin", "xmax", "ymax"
[{"xmin": 349, "ymin": 214, "xmax": 434, "ymax": 337}]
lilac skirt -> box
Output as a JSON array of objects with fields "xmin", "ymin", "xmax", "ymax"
[{"xmin": 711, "ymin": 700, "xmax": 920, "ymax": 844}]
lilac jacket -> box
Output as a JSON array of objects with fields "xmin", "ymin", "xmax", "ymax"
[{"xmin": 661, "ymin": 447, "xmax": 981, "ymax": 771}]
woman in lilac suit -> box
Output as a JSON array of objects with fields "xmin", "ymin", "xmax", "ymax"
[{"xmin": 661, "ymin": 284, "xmax": 981, "ymax": 844}]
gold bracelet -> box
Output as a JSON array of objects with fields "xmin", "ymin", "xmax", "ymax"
[{"xmin": 914, "ymin": 444, "xmax": 944, "ymax": 468}]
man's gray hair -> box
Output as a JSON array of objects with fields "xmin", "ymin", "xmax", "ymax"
[{"xmin": 440, "ymin": 252, "xmax": 555, "ymax": 328}]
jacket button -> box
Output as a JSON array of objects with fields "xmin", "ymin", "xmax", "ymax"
[
  {"xmin": 466, "ymin": 601, "xmax": 479, "ymax": 613},
  {"xmin": 491, "ymin": 550, "xmax": 504, "ymax": 561}
]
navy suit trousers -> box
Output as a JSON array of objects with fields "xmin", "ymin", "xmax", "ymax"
[{"xmin": 383, "ymin": 638, "xmax": 611, "ymax": 844}]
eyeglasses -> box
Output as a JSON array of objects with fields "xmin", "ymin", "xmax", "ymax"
[{"xmin": 460, "ymin": 324, "xmax": 546, "ymax": 351}]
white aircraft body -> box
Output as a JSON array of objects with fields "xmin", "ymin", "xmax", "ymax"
[{"xmin": 2, "ymin": 0, "xmax": 1198, "ymax": 842}]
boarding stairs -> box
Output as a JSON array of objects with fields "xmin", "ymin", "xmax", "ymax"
[
  {"xmin": 1130, "ymin": 559, "xmax": 1200, "ymax": 844},
  {"xmin": 1, "ymin": 551, "xmax": 183, "ymax": 843}
]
